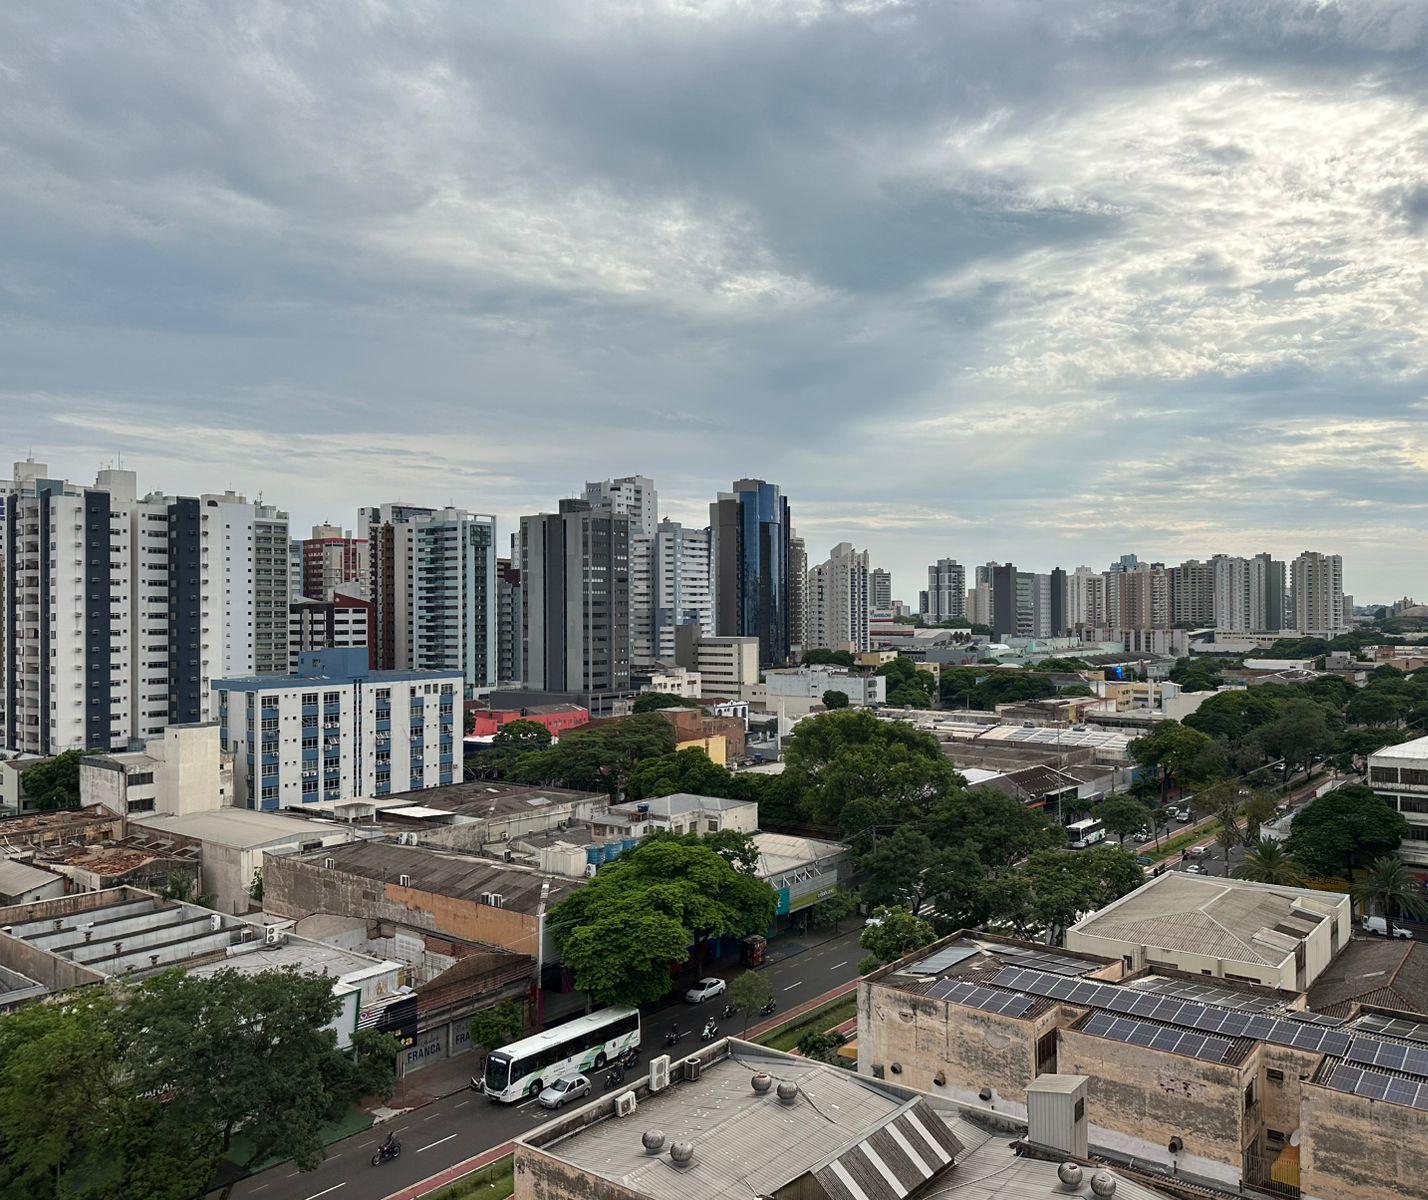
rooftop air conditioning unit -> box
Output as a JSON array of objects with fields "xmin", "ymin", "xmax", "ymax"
[
  {"xmin": 585, "ymin": 863, "xmax": 598, "ymax": 878},
  {"xmin": 264, "ymin": 925, "xmax": 284, "ymax": 947},
  {"xmin": 614, "ymin": 1091, "xmax": 637, "ymax": 1118},
  {"xmin": 649, "ymin": 1055, "xmax": 671, "ymax": 1093}
]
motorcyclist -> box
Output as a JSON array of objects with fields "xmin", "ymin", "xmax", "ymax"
[
  {"xmin": 702, "ymin": 1017, "xmax": 717, "ymax": 1038},
  {"xmin": 381, "ymin": 1131, "xmax": 396, "ymax": 1154}
]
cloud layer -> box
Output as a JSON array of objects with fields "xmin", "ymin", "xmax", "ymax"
[{"xmin": 2, "ymin": 1, "xmax": 1426, "ymax": 601}]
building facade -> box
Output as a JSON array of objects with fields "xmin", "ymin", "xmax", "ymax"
[
  {"xmin": 648, "ymin": 520, "xmax": 712, "ymax": 663},
  {"xmin": 806, "ymin": 542, "xmax": 871, "ymax": 653},
  {"xmin": 410, "ymin": 508, "xmax": 497, "ymax": 694},
  {"xmin": 925, "ymin": 558, "xmax": 966, "ymax": 622},
  {"xmin": 583, "ymin": 474, "xmax": 657, "ymax": 536},
  {"xmin": 519, "ymin": 499, "xmax": 632, "ymax": 714},
  {"xmin": 299, "ymin": 523, "xmax": 368, "ymax": 601},
  {"xmin": 1291, "ymin": 551, "xmax": 1345, "ymax": 635},
  {"xmin": 710, "ymin": 478, "xmax": 793, "ymax": 669},
  {"xmin": 289, "ymin": 587, "xmax": 372, "ymax": 669},
  {"xmin": 496, "ymin": 558, "xmax": 522, "ymax": 685},
  {"xmin": 214, "ymin": 647, "xmax": 460, "ymax": 809},
  {"xmin": 360, "ymin": 502, "xmax": 435, "ymax": 671}
]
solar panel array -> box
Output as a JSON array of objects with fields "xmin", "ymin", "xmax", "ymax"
[
  {"xmin": 925, "ymin": 978, "xmax": 1037, "ymax": 1018},
  {"xmin": 991, "ymin": 967, "xmax": 1355, "ymax": 1057},
  {"xmin": 1346, "ymin": 1039, "xmax": 1428, "ymax": 1076},
  {"xmin": 1355, "ymin": 1014, "xmax": 1428, "ymax": 1045},
  {"xmin": 994, "ymin": 945, "xmax": 1100, "ymax": 977},
  {"xmin": 1328, "ymin": 1065, "xmax": 1428, "ymax": 1112},
  {"xmin": 1080, "ymin": 1012, "xmax": 1234, "ymax": 1063},
  {"xmin": 1129, "ymin": 976, "xmax": 1282, "ymax": 1013},
  {"xmin": 904, "ymin": 944, "xmax": 981, "ymax": 976}
]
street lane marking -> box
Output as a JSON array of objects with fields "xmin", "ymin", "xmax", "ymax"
[
  {"xmin": 783, "ymin": 981, "xmax": 803, "ymax": 991},
  {"xmin": 832, "ymin": 961, "xmax": 848, "ymax": 969},
  {"xmin": 455, "ymin": 1099, "xmax": 471, "ymax": 1108},
  {"xmin": 419, "ymin": 1133, "xmax": 459, "ymax": 1152},
  {"xmin": 303, "ymin": 1185, "xmax": 346, "ymax": 1200},
  {"xmin": 423, "ymin": 1112, "xmax": 440, "ymax": 1120}
]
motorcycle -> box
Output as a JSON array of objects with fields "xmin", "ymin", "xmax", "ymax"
[
  {"xmin": 760, "ymin": 998, "xmax": 777, "ymax": 1016},
  {"xmin": 604, "ymin": 1065, "xmax": 626, "ymax": 1090},
  {"xmin": 720, "ymin": 1001, "xmax": 738, "ymax": 1020},
  {"xmin": 665, "ymin": 1027, "xmax": 684, "ymax": 1046},
  {"xmin": 700, "ymin": 1019, "xmax": 718, "ymax": 1042},
  {"xmin": 619, "ymin": 1047, "xmax": 641, "ymax": 1069},
  {"xmin": 370, "ymin": 1135, "xmax": 402, "ymax": 1167}
]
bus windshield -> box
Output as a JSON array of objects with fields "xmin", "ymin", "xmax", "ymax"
[{"xmin": 484, "ymin": 1054, "xmax": 511, "ymax": 1092}]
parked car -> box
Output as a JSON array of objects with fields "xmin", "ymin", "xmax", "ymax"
[
  {"xmin": 538, "ymin": 1075, "xmax": 591, "ymax": 1109},
  {"xmin": 1363, "ymin": 917, "xmax": 1414, "ymax": 939},
  {"xmin": 684, "ymin": 977, "xmax": 728, "ymax": 1003},
  {"xmin": 1135, "ymin": 854, "xmax": 1155, "ymax": 866},
  {"xmin": 1183, "ymin": 845, "xmax": 1209, "ymax": 859}
]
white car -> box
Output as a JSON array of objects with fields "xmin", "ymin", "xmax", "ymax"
[
  {"xmin": 1182, "ymin": 863, "xmax": 1207, "ymax": 874},
  {"xmin": 684, "ymin": 977, "xmax": 727, "ymax": 1003}
]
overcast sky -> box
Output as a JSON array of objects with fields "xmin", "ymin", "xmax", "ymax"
[{"xmin": 3, "ymin": 1, "xmax": 1426, "ymax": 603}]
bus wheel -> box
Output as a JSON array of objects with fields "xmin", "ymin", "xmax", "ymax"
[
  {"xmin": 594, "ymin": 1052, "xmax": 607, "ymax": 1069},
  {"xmin": 529, "ymin": 1079, "xmax": 543, "ymax": 1099}
]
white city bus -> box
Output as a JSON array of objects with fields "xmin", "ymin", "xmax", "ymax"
[
  {"xmin": 1066, "ymin": 818, "xmax": 1106, "ymax": 849},
  {"xmin": 480, "ymin": 1007, "xmax": 640, "ymax": 1103}
]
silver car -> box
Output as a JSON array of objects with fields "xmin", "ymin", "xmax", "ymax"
[{"xmin": 537, "ymin": 1074, "xmax": 590, "ymax": 1109}]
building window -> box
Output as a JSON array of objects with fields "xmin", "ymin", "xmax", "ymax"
[
  {"xmin": 1266, "ymin": 1129, "xmax": 1285, "ymax": 1145},
  {"xmin": 1267, "ymin": 1069, "xmax": 1285, "ymax": 1083},
  {"xmin": 1243, "ymin": 1082, "xmax": 1256, "ymax": 1111}
]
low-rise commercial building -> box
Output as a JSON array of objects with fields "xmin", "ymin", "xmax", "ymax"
[
  {"xmin": 79, "ymin": 722, "xmax": 234, "ymax": 817},
  {"xmin": 465, "ymin": 703, "xmax": 589, "ymax": 739},
  {"xmin": 765, "ymin": 666, "xmax": 886, "ymax": 707},
  {"xmin": 673, "ymin": 624, "xmax": 761, "ymax": 701},
  {"xmin": 593, "ymin": 792, "xmax": 758, "ymax": 839},
  {"xmin": 860, "ymin": 929, "xmax": 1428, "ymax": 1199},
  {"xmin": 0, "ymin": 858, "xmax": 66, "ymax": 904},
  {"xmin": 1366, "ymin": 733, "xmax": 1428, "ymax": 874},
  {"xmin": 1066, "ymin": 872, "xmax": 1349, "ymax": 991},
  {"xmin": 515, "ymin": 1040, "xmax": 1177, "ymax": 1200},
  {"xmin": 365, "ymin": 780, "xmax": 608, "ymax": 854},
  {"xmin": 214, "ymin": 647, "xmax": 462, "ymax": 809}
]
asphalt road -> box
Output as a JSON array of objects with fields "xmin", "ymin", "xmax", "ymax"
[{"xmin": 229, "ymin": 925, "xmax": 865, "ymax": 1200}]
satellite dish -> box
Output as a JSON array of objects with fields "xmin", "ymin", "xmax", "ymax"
[{"xmin": 1290, "ymin": 1130, "xmax": 1302, "ymax": 1148}]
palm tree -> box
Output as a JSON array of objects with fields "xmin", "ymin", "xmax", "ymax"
[
  {"xmin": 1352, "ymin": 856, "xmax": 1428, "ymax": 938},
  {"xmin": 1233, "ymin": 839, "xmax": 1305, "ymax": 887}
]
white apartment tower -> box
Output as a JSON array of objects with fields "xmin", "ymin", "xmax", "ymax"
[
  {"xmin": 649, "ymin": 520, "xmax": 713, "ymax": 663},
  {"xmin": 1291, "ymin": 551, "xmax": 1346, "ymax": 635},
  {"xmin": 924, "ymin": 559, "xmax": 966, "ymax": 621},
  {"xmin": 1210, "ymin": 555, "xmax": 1253, "ymax": 632},
  {"xmin": 870, "ymin": 568, "xmax": 893, "ymax": 611},
  {"xmin": 584, "ymin": 475, "xmax": 658, "ymax": 537},
  {"xmin": 409, "ymin": 508, "xmax": 497, "ymax": 694},
  {"xmin": 806, "ymin": 542, "xmax": 871, "ymax": 653},
  {"xmin": 1, "ymin": 461, "xmax": 290, "ymax": 757}
]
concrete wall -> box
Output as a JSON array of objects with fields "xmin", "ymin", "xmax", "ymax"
[
  {"xmin": 1300, "ymin": 1081, "xmax": 1428, "ymax": 1200},
  {"xmin": 1055, "ymin": 1027, "xmax": 1252, "ymax": 1188},
  {"xmin": 515, "ymin": 1143, "xmax": 647, "ymax": 1200}
]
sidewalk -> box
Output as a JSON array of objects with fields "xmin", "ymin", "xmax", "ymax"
[{"xmin": 385, "ymin": 1140, "xmax": 514, "ymax": 1200}]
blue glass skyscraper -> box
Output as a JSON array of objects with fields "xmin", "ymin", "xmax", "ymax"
[{"xmin": 710, "ymin": 478, "xmax": 793, "ymax": 668}]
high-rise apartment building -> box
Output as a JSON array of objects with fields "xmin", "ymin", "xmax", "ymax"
[
  {"xmin": 1, "ymin": 462, "xmax": 290, "ymax": 756},
  {"xmin": 1170, "ymin": 559, "xmax": 1215, "ymax": 628},
  {"xmin": 988, "ymin": 563, "xmax": 1017, "ymax": 639},
  {"xmin": 496, "ymin": 558, "xmax": 523, "ymax": 685},
  {"xmin": 649, "ymin": 520, "xmax": 712, "ymax": 663},
  {"xmin": 360, "ymin": 502, "xmax": 435, "ymax": 672},
  {"xmin": 870, "ymin": 568, "xmax": 892, "ymax": 611},
  {"xmin": 710, "ymin": 479, "xmax": 793, "ymax": 669},
  {"xmin": 806, "ymin": 542, "xmax": 871, "ymax": 653},
  {"xmin": 519, "ymin": 499, "xmax": 632, "ymax": 713},
  {"xmin": 1251, "ymin": 553, "xmax": 1286, "ymax": 633},
  {"xmin": 1291, "ymin": 551, "xmax": 1345, "ymax": 635},
  {"xmin": 1048, "ymin": 566, "xmax": 1067, "ymax": 636},
  {"xmin": 288, "ymin": 585, "xmax": 372, "ymax": 670},
  {"xmin": 410, "ymin": 508, "xmax": 497, "ymax": 693},
  {"xmin": 584, "ymin": 475, "xmax": 658, "ymax": 537},
  {"xmin": 1210, "ymin": 554, "xmax": 1253, "ymax": 632},
  {"xmin": 787, "ymin": 532, "xmax": 807, "ymax": 658},
  {"xmin": 1065, "ymin": 566, "xmax": 1107, "ymax": 629},
  {"xmin": 300, "ymin": 523, "xmax": 368, "ymax": 601},
  {"xmin": 924, "ymin": 559, "xmax": 966, "ymax": 622}
]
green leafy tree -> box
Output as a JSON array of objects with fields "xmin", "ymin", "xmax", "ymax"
[
  {"xmin": 548, "ymin": 839, "xmax": 777, "ymax": 1005},
  {"xmin": 493, "ymin": 718, "xmax": 554, "ymax": 749},
  {"xmin": 1352, "ymin": 855, "xmax": 1428, "ymax": 938},
  {"xmin": 510, "ymin": 713, "xmax": 676, "ymax": 795},
  {"xmin": 1233, "ymin": 839, "xmax": 1305, "ymax": 886},
  {"xmin": 859, "ymin": 907, "xmax": 936, "ymax": 969},
  {"xmin": 796, "ymin": 1031, "xmax": 847, "ymax": 1062},
  {"xmin": 922, "ymin": 786, "xmax": 1063, "ymax": 869},
  {"xmin": 726, "ymin": 970, "xmax": 774, "ymax": 1031},
  {"xmin": 1128, "ymin": 721, "xmax": 1214, "ymax": 802},
  {"xmin": 877, "ymin": 657, "xmax": 937, "ymax": 707},
  {"xmin": 470, "ymin": 1001, "xmax": 526, "ymax": 1060},
  {"xmin": 1093, "ymin": 796, "xmax": 1152, "ymax": 845},
  {"xmin": 1240, "ymin": 790, "xmax": 1279, "ymax": 842},
  {"xmin": 1346, "ymin": 690, "xmax": 1404, "ymax": 727},
  {"xmin": 1284, "ymin": 784, "xmax": 1409, "ymax": 879},
  {"xmin": 20, "ymin": 749, "xmax": 93, "ymax": 811},
  {"xmin": 821, "ymin": 689, "xmax": 850, "ymax": 710},
  {"xmin": 860, "ymin": 828, "xmax": 941, "ymax": 914},
  {"xmin": 804, "ymin": 649, "xmax": 856, "ymax": 668},
  {"xmin": 808, "ymin": 889, "xmax": 858, "ymax": 930},
  {"xmin": 1022, "ymin": 846, "xmax": 1143, "ymax": 944},
  {"xmin": 1255, "ymin": 699, "xmax": 1334, "ymax": 780},
  {"xmin": 633, "ymin": 693, "xmax": 701, "ymax": 714},
  {"xmin": 627, "ymin": 747, "xmax": 745, "ymax": 802}
]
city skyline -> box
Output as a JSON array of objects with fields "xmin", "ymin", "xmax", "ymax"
[{"xmin": 2, "ymin": 5, "xmax": 1425, "ymax": 601}]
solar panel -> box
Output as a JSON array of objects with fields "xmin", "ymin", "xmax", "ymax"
[
  {"xmin": 925, "ymin": 978, "xmax": 1036, "ymax": 1019},
  {"xmin": 994, "ymin": 945, "xmax": 1099, "ymax": 977},
  {"xmin": 1079, "ymin": 1012, "xmax": 1233, "ymax": 1063},
  {"xmin": 906, "ymin": 944, "xmax": 980, "ymax": 976},
  {"xmin": 1355, "ymin": 1014, "xmax": 1428, "ymax": 1044},
  {"xmin": 1345, "ymin": 1040, "xmax": 1428, "ymax": 1077},
  {"xmin": 1129, "ymin": 976, "xmax": 1283, "ymax": 1013}
]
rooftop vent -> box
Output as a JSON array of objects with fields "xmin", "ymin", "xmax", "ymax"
[
  {"xmin": 1089, "ymin": 1172, "xmax": 1117, "ymax": 1197},
  {"xmin": 751, "ymin": 1073, "xmax": 773, "ymax": 1095},
  {"xmin": 1056, "ymin": 1162, "xmax": 1082, "ymax": 1188},
  {"xmin": 775, "ymin": 1081, "xmax": 798, "ymax": 1106},
  {"xmin": 641, "ymin": 1130, "xmax": 665, "ymax": 1154},
  {"xmin": 669, "ymin": 1141, "xmax": 695, "ymax": 1169}
]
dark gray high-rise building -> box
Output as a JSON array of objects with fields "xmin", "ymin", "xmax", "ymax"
[
  {"xmin": 925, "ymin": 559, "xmax": 966, "ymax": 621},
  {"xmin": 519, "ymin": 499, "xmax": 632, "ymax": 713},
  {"xmin": 710, "ymin": 479, "xmax": 793, "ymax": 669},
  {"xmin": 991, "ymin": 563, "xmax": 1017, "ymax": 640},
  {"xmin": 870, "ymin": 568, "xmax": 893, "ymax": 611},
  {"xmin": 496, "ymin": 558, "xmax": 522, "ymax": 685},
  {"xmin": 1049, "ymin": 567, "xmax": 1067, "ymax": 636}
]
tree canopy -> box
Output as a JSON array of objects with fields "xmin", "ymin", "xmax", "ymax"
[
  {"xmin": 876, "ymin": 657, "xmax": 937, "ymax": 707},
  {"xmin": 859, "ymin": 908, "xmax": 936, "ymax": 970},
  {"xmin": 507, "ymin": 713, "xmax": 677, "ymax": 795},
  {"xmin": 548, "ymin": 838, "xmax": 777, "ymax": 1006},
  {"xmin": 632, "ymin": 693, "xmax": 701, "ymax": 714},
  {"xmin": 20, "ymin": 750, "xmax": 93, "ymax": 811},
  {"xmin": 803, "ymin": 648, "xmax": 856, "ymax": 668},
  {"xmin": 1283, "ymin": 784, "xmax": 1408, "ymax": 879},
  {"xmin": 821, "ymin": 689, "xmax": 850, "ymax": 709}
]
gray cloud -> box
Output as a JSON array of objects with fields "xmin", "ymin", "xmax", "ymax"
[{"xmin": 1, "ymin": 1, "xmax": 1427, "ymax": 601}]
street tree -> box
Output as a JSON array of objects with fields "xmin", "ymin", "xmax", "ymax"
[
  {"xmin": 860, "ymin": 827, "xmax": 939, "ymax": 914},
  {"xmin": 627, "ymin": 747, "xmax": 745, "ymax": 802},
  {"xmin": 548, "ymin": 839, "xmax": 777, "ymax": 1005},
  {"xmin": 727, "ymin": 970, "xmax": 774, "ymax": 1031},
  {"xmin": 821, "ymin": 689, "xmax": 850, "ymax": 710},
  {"xmin": 470, "ymin": 1002, "xmax": 526, "ymax": 1062},
  {"xmin": 1284, "ymin": 785, "xmax": 1409, "ymax": 879},
  {"xmin": 922, "ymin": 786, "xmax": 1063, "ymax": 869},
  {"xmin": 632, "ymin": 693, "xmax": 701, "ymax": 713},
  {"xmin": 808, "ymin": 889, "xmax": 858, "ymax": 930},
  {"xmin": 1241, "ymin": 790, "xmax": 1279, "ymax": 842},
  {"xmin": 19, "ymin": 749, "xmax": 92, "ymax": 810},
  {"xmin": 1128, "ymin": 721, "xmax": 1214, "ymax": 802},
  {"xmin": 1021, "ymin": 847, "xmax": 1142, "ymax": 944},
  {"xmin": 1352, "ymin": 856, "xmax": 1428, "ymax": 938},
  {"xmin": 1255, "ymin": 699, "xmax": 1334, "ymax": 780},
  {"xmin": 859, "ymin": 907, "xmax": 936, "ymax": 971},
  {"xmin": 1093, "ymin": 796, "xmax": 1152, "ymax": 845},
  {"xmin": 1233, "ymin": 839, "xmax": 1305, "ymax": 886}
]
